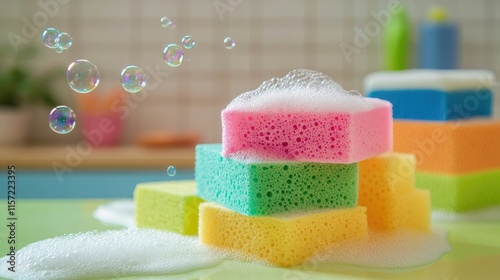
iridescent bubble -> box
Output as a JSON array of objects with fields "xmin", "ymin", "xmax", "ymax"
[
  {"xmin": 42, "ymin": 28, "xmax": 60, "ymax": 49},
  {"xmin": 163, "ymin": 44, "xmax": 184, "ymax": 67},
  {"xmin": 160, "ymin": 16, "xmax": 176, "ymax": 28},
  {"xmin": 66, "ymin": 60, "xmax": 100, "ymax": 94},
  {"xmin": 49, "ymin": 105, "xmax": 76, "ymax": 134},
  {"xmin": 55, "ymin": 32, "xmax": 72, "ymax": 50},
  {"xmin": 167, "ymin": 166, "xmax": 176, "ymax": 176},
  {"xmin": 181, "ymin": 35, "xmax": 195, "ymax": 49},
  {"xmin": 223, "ymin": 37, "xmax": 236, "ymax": 49},
  {"xmin": 120, "ymin": 65, "xmax": 147, "ymax": 93},
  {"xmin": 55, "ymin": 47, "xmax": 63, "ymax": 54}
]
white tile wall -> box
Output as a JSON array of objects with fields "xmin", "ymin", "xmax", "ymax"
[{"xmin": 0, "ymin": 0, "xmax": 498, "ymax": 145}]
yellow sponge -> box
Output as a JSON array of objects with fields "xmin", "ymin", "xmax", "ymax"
[
  {"xmin": 199, "ymin": 202, "xmax": 367, "ymax": 267},
  {"xmin": 134, "ymin": 180, "xmax": 204, "ymax": 235},
  {"xmin": 359, "ymin": 153, "xmax": 431, "ymax": 232},
  {"xmin": 397, "ymin": 188, "xmax": 431, "ymax": 230}
]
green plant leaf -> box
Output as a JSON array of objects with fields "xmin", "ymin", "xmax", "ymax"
[{"xmin": 0, "ymin": 44, "xmax": 62, "ymax": 108}]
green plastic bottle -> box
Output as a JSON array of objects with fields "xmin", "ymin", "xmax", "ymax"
[{"xmin": 383, "ymin": 7, "xmax": 411, "ymax": 70}]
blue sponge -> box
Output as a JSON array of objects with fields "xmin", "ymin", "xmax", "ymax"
[
  {"xmin": 368, "ymin": 89, "xmax": 492, "ymax": 121},
  {"xmin": 364, "ymin": 70, "xmax": 495, "ymax": 121}
]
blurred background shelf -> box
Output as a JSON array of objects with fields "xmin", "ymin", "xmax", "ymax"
[
  {"xmin": 0, "ymin": 146, "xmax": 195, "ymax": 169},
  {"xmin": 0, "ymin": 146, "xmax": 196, "ymax": 199}
]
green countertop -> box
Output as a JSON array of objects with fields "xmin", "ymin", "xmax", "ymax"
[{"xmin": 1, "ymin": 199, "xmax": 500, "ymax": 280}]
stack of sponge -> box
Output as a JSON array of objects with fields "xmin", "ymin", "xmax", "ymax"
[
  {"xmin": 195, "ymin": 70, "xmax": 430, "ymax": 266},
  {"xmin": 133, "ymin": 70, "xmax": 434, "ymax": 267},
  {"xmin": 366, "ymin": 69, "xmax": 500, "ymax": 213}
]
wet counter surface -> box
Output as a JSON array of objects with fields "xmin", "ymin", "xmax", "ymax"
[{"xmin": 0, "ymin": 199, "xmax": 499, "ymax": 280}]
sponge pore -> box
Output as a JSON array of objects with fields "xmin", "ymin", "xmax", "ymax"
[
  {"xmin": 358, "ymin": 153, "xmax": 431, "ymax": 232},
  {"xmin": 134, "ymin": 180, "xmax": 204, "ymax": 235},
  {"xmin": 195, "ymin": 144, "xmax": 358, "ymax": 216},
  {"xmin": 199, "ymin": 202, "xmax": 367, "ymax": 267}
]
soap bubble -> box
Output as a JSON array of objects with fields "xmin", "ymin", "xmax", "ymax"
[
  {"xmin": 223, "ymin": 37, "xmax": 235, "ymax": 49},
  {"xmin": 120, "ymin": 66, "xmax": 147, "ymax": 93},
  {"xmin": 49, "ymin": 105, "xmax": 76, "ymax": 134},
  {"xmin": 181, "ymin": 35, "xmax": 195, "ymax": 49},
  {"xmin": 66, "ymin": 60, "xmax": 100, "ymax": 93},
  {"xmin": 167, "ymin": 166, "xmax": 176, "ymax": 176},
  {"xmin": 160, "ymin": 16, "xmax": 176, "ymax": 28},
  {"xmin": 348, "ymin": 90, "xmax": 363, "ymax": 97},
  {"xmin": 163, "ymin": 44, "xmax": 184, "ymax": 67},
  {"xmin": 42, "ymin": 28, "xmax": 60, "ymax": 49},
  {"xmin": 55, "ymin": 32, "xmax": 72, "ymax": 50},
  {"xmin": 55, "ymin": 47, "xmax": 63, "ymax": 54}
]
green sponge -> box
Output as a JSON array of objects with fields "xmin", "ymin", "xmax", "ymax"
[
  {"xmin": 195, "ymin": 144, "xmax": 358, "ymax": 216},
  {"xmin": 416, "ymin": 170, "xmax": 500, "ymax": 212},
  {"xmin": 134, "ymin": 180, "xmax": 204, "ymax": 235}
]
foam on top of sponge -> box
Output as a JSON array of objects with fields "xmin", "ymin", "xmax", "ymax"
[
  {"xmin": 365, "ymin": 69, "xmax": 495, "ymax": 92},
  {"xmin": 225, "ymin": 69, "xmax": 389, "ymax": 113}
]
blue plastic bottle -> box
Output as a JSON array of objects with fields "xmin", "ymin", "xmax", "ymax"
[{"xmin": 419, "ymin": 6, "xmax": 459, "ymax": 69}]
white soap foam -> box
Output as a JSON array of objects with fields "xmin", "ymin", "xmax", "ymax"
[
  {"xmin": 93, "ymin": 199, "xmax": 135, "ymax": 228},
  {"xmin": 226, "ymin": 69, "xmax": 389, "ymax": 113},
  {"xmin": 0, "ymin": 229, "xmax": 225, "ymax": 280},
  {"xmin": 0, "ymin": 226, "xmax": 451, "ymax": 279},
  {"xmin": 432, "ymin": 206, "xmax": 500, "ymax": 222},
  {"xmin": 364, "ymin": 69, "xmax": 495, "ymax": 92},
  {"xmin": 309, "ymin": 227, "xmax": 451, "ymax": 268}
]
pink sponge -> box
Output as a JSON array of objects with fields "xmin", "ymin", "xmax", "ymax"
[{"xmin": 221, "ymin": 70, "xmax": 392, "ymax": 163}]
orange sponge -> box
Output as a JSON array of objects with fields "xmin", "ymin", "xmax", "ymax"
[
  {"xmin": 199, "ymin": 202, "xmax": 367, "ymax": 267},
  {"xmin": 393, "ymin": 120, "xmax": 500, "ymax": 174},
  {"xmin": 359, "ymin": 153, "xmax": 431, "ymax": 232}
]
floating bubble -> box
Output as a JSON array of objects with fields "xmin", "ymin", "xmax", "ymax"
[
  {"xmin": 223, "ymin": 37, "xmax": 236, "ymax": 49},
  {"xmin": 160, "ymin": 16, "xmax": 176, "ymax": 28},
  {"xmin": 181, "ymin": 35, "xmax": 195, "ymax": 49},
  {"xmin": 163, "ymin": 44, "xmax": 184, "ymax": 67},
  {"xmin": 55, "ymin": 32, "xmax": 72, "ymax": 50},
  {"xmin": 66, "ymin": 60, "xmax": 100, "ymax": 94},
  {"xmin": 167, "ymin": 166, "xmax": 176, "ymax": 176},
  {"xmin": 42, "ymin": 28, "xmax": 60, "ymax": 49},
  {"xmin": 55, "ymin": 47, "xmax": 63, "ymax": 54},
  {"xmin": 120, "ymin": 66, "xmax": 147, "ymax": 93},
  {"xmin": 49, "ymin": 105, "xmax": 76, "ymax": 134}
]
